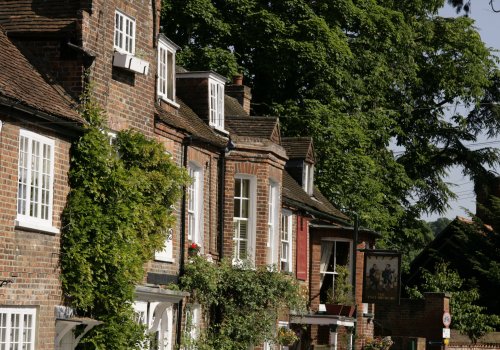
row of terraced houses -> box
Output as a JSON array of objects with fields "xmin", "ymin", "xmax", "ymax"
[{"xmin": 0, "ymin": 1, "xmax": 380, "ymax": 349}]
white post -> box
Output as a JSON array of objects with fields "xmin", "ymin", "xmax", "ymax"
[
  {"xmin": 348, "ymin": 328, "xmax": 353, "ymax": 350},
  {"xmin": 329, "ymin": 325, "xmax": 338, "ymax": 350}
]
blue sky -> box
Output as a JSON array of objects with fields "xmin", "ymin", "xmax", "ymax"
[{"xmin": 424, "ymin": 3, "xmax": 500, "ymax": 221}]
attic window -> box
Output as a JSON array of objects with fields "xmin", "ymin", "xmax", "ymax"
[
  {"xmin": 157, "ymin": 37, "xmax": 179, "ymax": 107},
  {"xmin": 114, "ymin": 10, "xmax": 135, "ymax": 54},
  {"xmin": 209, "ymin": 78, "xmax": 224, "ymax": 130},
  {"xmin": 303, "ymin": 163, "xmax": 314, "ymax": 195}
]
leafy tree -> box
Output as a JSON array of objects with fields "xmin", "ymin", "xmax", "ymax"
[
  {"xmin": 447, "ymin": 0, "xmax": 500, "ymax": 14},
  {"xmin": 180, "ymin": 257, "xmax": 306, "ymax": 350},
  {"xmin": 407, "ymin": 262, "xmax": 500, "ymax": 342},
  {"xmin": 60, "ymin": 86, "xmax": 189, "ymax": 349},
  {"xmin": 428, "ymin": 217, "xmax": 452, "ymax": 236},
  {"xmin": 161, "ymin": 1, "xmax": 500, "ymax": 256}
]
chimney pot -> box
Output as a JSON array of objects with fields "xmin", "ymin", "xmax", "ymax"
[{"xmin": 232, "ymin": 74, "xmax": 243, "ymax": 85}]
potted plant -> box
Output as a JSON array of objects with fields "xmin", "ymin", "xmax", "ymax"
[
  {"xmin": 188, "ymin": 243, "xmax": 200, "ymax": 257},
  {"xmin": 325, "ymin": 265, "xmax": 355, "ymax": 317}
]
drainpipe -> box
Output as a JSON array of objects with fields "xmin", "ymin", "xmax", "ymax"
[
  {"xmin": 218, "ymin": 138, "xmax": 234, "ymax": 259},
  {"xmin": 176, "ymin": 135, "xmax": 191, "ymax": 347},
  {"xmin": 351, "ymin": 211, "xmax": 359, "ymax": 350},
  {"xmin": 217, "ymin": 149, "xmax": 226, "ymax": 259}
]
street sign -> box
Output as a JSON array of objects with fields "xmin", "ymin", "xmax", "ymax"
[
  {"xmin": 443, "ymin": 328, "xmax": 451, "ymax": 339},
  {"xmin": 443, "ymin": 312, "xmax": 451, "ymax": 327}
]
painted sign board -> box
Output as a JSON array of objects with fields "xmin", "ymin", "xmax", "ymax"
[{"xmin": 362, "ymin": 250, "xmax": 401, "ymax": 304}]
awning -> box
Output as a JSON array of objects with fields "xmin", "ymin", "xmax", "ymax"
[
  {"xmin": 135, "ymin": 285, "xmax": 189, "ymax": 303},
  {"xmin": 290, "ymin": 314, "xmax": 355, "ymax": 327}
]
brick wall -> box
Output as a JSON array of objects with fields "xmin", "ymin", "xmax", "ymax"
[
  {"xmin": 375, "ymin": 293, "xmax": 450, "ymax": 350},
  {"xmin": 80, "ymin": 0, "xmax": 160, "ymax": 136},
  {"xmin": 176, "ymin": 78, "xmax": 210, "ymax": 124},
  {"xmin": 0, "ymin": 118, "xmax": 72, "ymax": 350}
]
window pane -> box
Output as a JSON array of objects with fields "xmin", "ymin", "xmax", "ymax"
[
  {"xmin": 235, "ymin": 179, "xmax": 241, "ymax": 197},
  {"xmin": 30, "ymin": 140, "xmax": 40, "ymax": 218},
  {"xmin": 241, "ymin": 179, "xmax": 249, "ymax": 197},
  {"xmin": 233, "ymin": 199, "xmax": 240, "ymax": 217},
  {"xmin": 167, "ymin": 51, "xmax": 174, "ymax": 100},
  {"xmin": 241, "ymin": 198, "xmax": 249, "ymax": 218},
  {"xmin": 17, "ymin": 136, "xmax": 29, "ymax": 215}
]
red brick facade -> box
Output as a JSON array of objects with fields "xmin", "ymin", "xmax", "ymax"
[
  {"xmin": 0, "ymin": 120, "xmax": 73, "ymax": 349},
  {"xmin": 0, "ymin": 1, "xmax": 381, "ymax": 349}
]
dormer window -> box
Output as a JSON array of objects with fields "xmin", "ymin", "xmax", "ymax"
[
  {"xmin": 209, "ymin": 78, "xmax": 224, "ymax": 130},
  {"xmin": 303, "ymin": 162, "xmax": 314, "ymax": 195},
  {"xmin": 114, "ymin": 10, "xmax": 135, "ymax": 54},
  {"xmin": 157, "ymin": 36, "xmax": 179, "ymax": 106},
  {"xmin": 176, "ymin": 71, "xmax": 227, "ymax": 130}
]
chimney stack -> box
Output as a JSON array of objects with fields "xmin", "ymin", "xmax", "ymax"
[{"xmin": 226, "ymin": 74, "xmax": 252, "ymax": 115}]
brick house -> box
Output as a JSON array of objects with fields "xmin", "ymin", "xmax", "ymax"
[
  {"xmin": 0, "ymin": 0, "xmax": 193, "ymax": 348},
  {"xmin": 0, "ymin": 27, "xmax": 87, "ymax": 350},
  {"xmin": 0, "ymin": 1, "xmax": 380, "ymax": 349},
  {"xmin": 279, "ymin": 137, "xmax": 379, "ymax": 350}
]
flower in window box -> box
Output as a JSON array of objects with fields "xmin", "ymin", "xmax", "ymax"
[{"xmin": 188, "ymin": 243, "xmax": 200, "ymax": 257}]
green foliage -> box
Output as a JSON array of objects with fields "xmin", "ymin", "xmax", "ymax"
[
  {"xmin": 180, "ymin": 257, "xmax": 306, "ymax": 350},
  {"xmin": 60, "ymin": 92, "xmax": 189, "ymax": 349},
  {"xmin": 161, "ymin": 0, "xmax": 500, "ymax": 257},
  {"xmin": 428, "ymin": 217, "xmax": 452, "ymax": 236},
  {"xmin": 408, "ymin": 262, "xmax": 500, "ymax": 342},
  {"xmin": 326, "ymin": 265, "xmax": 353, "ymax": 305}
]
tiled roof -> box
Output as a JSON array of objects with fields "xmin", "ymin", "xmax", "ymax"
[
  {"xmin": 224, "ymin": 95, "xmax": 247, "ymax": 116},
  {"xmin": 0, "ymin": 27, "xmax": 82, "ymax": 122},
  {"xmin": 282, "ymin": 171, "xmax": 349, "ymax": 222},
  {"xmin": 155, "ymin": 100, "xmax": 227, "ymax": 148},
  {"xmin": 281, "ymin": 137, "xmax": 315, "ymax": 162},
  {"xmin": 0, "ymin": 0, "xmax": 78, "ymax": 34},
  {"xmin": 225, "ymin": 116, "xmax": 279, "ymax": 140}
]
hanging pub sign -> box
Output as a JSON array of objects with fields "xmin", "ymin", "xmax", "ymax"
[{"xmin": 362, "ymin": 250, "xmax": 401, "ymax": 304}]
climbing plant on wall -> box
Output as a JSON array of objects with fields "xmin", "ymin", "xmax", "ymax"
[
  {"xmin": 180, "ymin": 256, "xmax": 307, "ymax": 350},
  {"xmin": 60, "ymin": 84, "xmax": 189, "ymax": 349}
]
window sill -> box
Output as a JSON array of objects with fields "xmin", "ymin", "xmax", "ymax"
[
  {"xmin": 154, "ymin": 257, "xmax": 175, "ymax": 264},
  {"xmin": 15, "ymin": 219, "xmax": 59, "ymax": 235},
  {"xmin": 211, "ymin": 126, "xmax": 229, "ymax": 136},
  {"xmin": 158, "ymin": 96, "xmax": 180, "ymax": 109}
]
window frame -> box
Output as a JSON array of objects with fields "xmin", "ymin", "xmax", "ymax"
[
  {"xmin": 208, "ymin": 77, "xmax": 225, "ymax": 131},
  {"xmin": 319, "ymin": 238, "xmax": 352, "ymax": 303},
  {"xmin": 232, "ymin": 175, "xmax": 256, "ymax": 264},
  {"xmin": 267, "ymin": 181, "xmax": 279, "ymax": 266},
  {"xmin": 157, "ymin": 37, "xmax": 179, "ymax": 107},
  {"xmin": 187, "ymin": 163, "xmax": 204, "ymax": 248},
  {"xmin": 280, "ymin": 210, "xmax": 293, "ymax": 273},
  {"xmin": 0, "ymin": 307, "xmax": 37, "ymax": 350},
  {"xmin": 155, "ymin": 228, "xmax": 174, "ymax": 262},
  {"xmin": 114, "ymin": 10, "xmax": 135, "ymax": 55},
  {"xmin": 16, "ymin": 129, "xmax": 57, "ymax": 233},
  {"xmin": 303, "ymin": 162, "xmax": 314, "ymax": 195}
]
